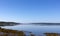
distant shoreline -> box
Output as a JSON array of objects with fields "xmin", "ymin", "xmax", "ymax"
[
  {"xmin": 0, "ymin": 22, "xmax": 20, "ymax": 26},
  {"xmin": 31, "ymin": 23, "xmax": 60, "ymax": 25}
]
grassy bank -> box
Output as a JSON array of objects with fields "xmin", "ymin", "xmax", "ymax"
[{"xmin": 0, "ymin": 28, "xmax": 25, "ymax": 36}]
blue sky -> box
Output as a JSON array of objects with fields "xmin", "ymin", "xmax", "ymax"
[{"xmin": 0, "ymin": 0, "xmax": 60, "ymax": 23}]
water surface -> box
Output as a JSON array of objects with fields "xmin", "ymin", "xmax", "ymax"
[{"xmin": 2, "ymin": 24, "xmax": 60, "ymax": 36}]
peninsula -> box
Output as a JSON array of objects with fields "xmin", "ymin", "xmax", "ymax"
[{"xmin": 0, "ymin": 21, "xmax": 20, "ymax": 26}]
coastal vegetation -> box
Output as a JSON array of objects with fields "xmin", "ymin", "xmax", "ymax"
[
  {"xmin": 0, "ymin": 28, "xmax": 25, "ymax": 36},
  {"xmin": 0, "ymin": 21, "xmax": 20, "ymax": 26},
  {"xmin": 44, "ymin": 33, "xmax": 60, "ymax": 36},
  {"xmin": 31, "ymin": 23, "xmax": 60, "ymax": 25},
  {"xmin": 0, "ymin": 28, "xmax": 36, "ymax": 36}
]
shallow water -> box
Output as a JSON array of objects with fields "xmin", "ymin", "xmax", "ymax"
[{"xmin": 2, "ymin": 24, "xmax": 60, "ymax": 36}]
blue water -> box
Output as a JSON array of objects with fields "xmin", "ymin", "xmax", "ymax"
[{"xmin": 2, "ymin": 24, "xmax": 60, "ymax": 36}]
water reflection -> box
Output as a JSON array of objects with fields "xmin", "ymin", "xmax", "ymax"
[{"xmin": 2, "ymin": 24, "xmax": 60, "ymax": 36}]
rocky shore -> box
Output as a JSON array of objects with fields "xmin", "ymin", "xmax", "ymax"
[{"xmin": 0, "ymin": 28, "xmax": 25, "ymax": 36}]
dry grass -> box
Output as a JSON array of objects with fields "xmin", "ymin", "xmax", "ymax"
[{"xmin": 0, "ymin": 28, "xmax": 25, "ymax": 36}]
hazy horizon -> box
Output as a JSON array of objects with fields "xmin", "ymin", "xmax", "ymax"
[{"xmin": 0, "ymin": 0, "xmax": 60, "ymax": 23}]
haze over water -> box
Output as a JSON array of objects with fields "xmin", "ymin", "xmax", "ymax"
[{"xmin": 2, "ymin": 23, "xmax": 60, "ymax": 36}]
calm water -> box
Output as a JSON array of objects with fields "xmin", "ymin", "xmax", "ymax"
[{"xmin": 2, "ymin": 24, "xmax": 60, "ymax": 36}]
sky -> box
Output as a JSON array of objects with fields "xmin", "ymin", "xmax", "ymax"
[{"xmin": 0, "ymin": 0, "xmax": 60, "ymax": 23}]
